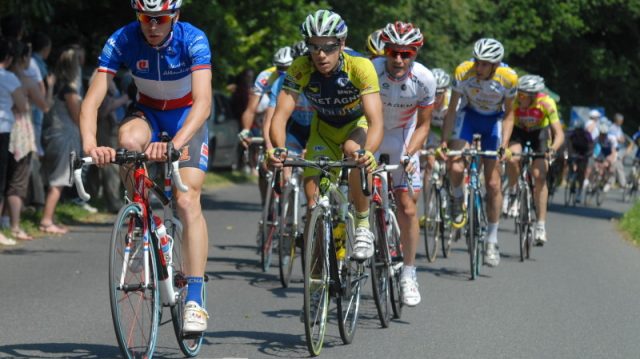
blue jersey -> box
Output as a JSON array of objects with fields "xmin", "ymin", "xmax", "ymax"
[
  {"xmin": 269, "ymin": 73, "xmax": 313, "ymax": 128},
  {"xmin": 98, "ymin": 21, "xmax": 212, "ymax": 110}
]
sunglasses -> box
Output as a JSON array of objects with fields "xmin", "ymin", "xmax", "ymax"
[
  {"xmin": 385, "ymin": 48, "xmax": 416, "ymax": 59},
  {"xmin": 137, "ymin": 12, "xmax": 176, "ymax": 25},
  {"xmin": 307, "ymin": 42, "xmax": 341, "ymax": 54},
  {"xmin": 517, "ymin": 91, "xmax": 536, "ymax": 97}
]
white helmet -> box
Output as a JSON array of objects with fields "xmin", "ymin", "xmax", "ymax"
[
  {"xmin": 518, "ymin": 74, "xmax": 545, "ymax": 93},
  {"xmin": 366, "ymin": 29, "xmax": 385, "ymax": 57},
  {"xmin": 300, "ymin": 9, "xmax": 348, "ymax": 39},
  {"xmin": 131, "ymin": 0, "xmax": 182, "ymax": 12},
  {"xmin": 380, "ymin": 21, "xmax": 424, "ymax": 48},
  {"xmin": 273, "ymin": 46, "xmax": 294, "ymax": 67},
  {"xmin": 598, "ymin": 122, "xmax": 609, "ymax": 135},
  {"xmin": 473, "ymin": 38, "xmax": 504, "ymax": 63},
  {"xmin": 588, "ymin": 109, "xmax": 601, "ymax": 118},
  {"xmin": 432, "ymin": 68, "xmax": 451, "ymax": 91},
  {"xmin": 292, "ymin": 40, "xmax": 309, "ymax": 57}
]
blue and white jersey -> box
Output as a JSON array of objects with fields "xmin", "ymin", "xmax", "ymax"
[
  {"xmin": 98, "ymin": 21, "xmax": 211, "ymax": 110},
  {"xmin": 269, "ymin": 73, "xmax": 314, "ymax": 128}
]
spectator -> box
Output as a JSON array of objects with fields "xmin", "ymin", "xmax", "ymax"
[
  {"xmin": 0, "ymin": 37, "xmax": 28, "ymax": 245},
  {"xmin": 40, "ymin": 46, "xmax": 82, "ymax": 235},
  {"xmin": 609, "ymin": 113, "xmax": 627, "ymax": 189},
  {"xmin": 86, "ymin": 69, "xmax": 129, "ymax": 213},
  {"xmin": 5, "ymin": 40, "xmax": 49, "ymax": 241}
]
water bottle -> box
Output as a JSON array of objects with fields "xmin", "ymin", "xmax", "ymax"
[
  {"xmin": 153, "ymin": 215, "xmax": 173, "ymax": 271},
  {"xmin": 333, "ymin": 221, "xmax": 347, "ymax": 260}
]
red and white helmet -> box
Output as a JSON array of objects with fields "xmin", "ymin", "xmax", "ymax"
[
  {"xmin": 380, "ymin": 21, "xmax": 424, "ymax": 48},
  {"xmin": 131, "ymin": 0, "xmax": 182, "ymax": 12}
]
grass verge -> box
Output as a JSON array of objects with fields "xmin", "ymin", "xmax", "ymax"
[{"xmin": 619, "ymin": 200, "xmax": 640, "ymax": 245}]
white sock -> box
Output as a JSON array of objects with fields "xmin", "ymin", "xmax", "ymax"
[
  {"xmin": 402, "ymin": 265, "xmax": 416, "ymax": 280},
  {"xmin": 536, "ymin": 221, "xmax": 545, "ymax": 229},
  {"xmin": 487, "ymin": 222, "xmax": 499, "ymax": 244},
  {"xmin": 453, "ymin": 185, "xmax": 464, "ymax": 198}
]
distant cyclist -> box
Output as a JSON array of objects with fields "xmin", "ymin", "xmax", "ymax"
[
  {"xmin": 440, "ymin": 38, "xmax": 518, "ymax": 267},
  {"xmin": 80, "ymin": 0, "xmax": 211, "ymax": 334},
  {"xmin": 504, "ymin": 74, "xmax": 564, "ymax": 245},
  {"xmin": 373, "ymin": 21, "xmax": 435, "ymax": 306},
  {"xmin": 366, "ymin": 29, "xmax": 385, "ymax": 59}
]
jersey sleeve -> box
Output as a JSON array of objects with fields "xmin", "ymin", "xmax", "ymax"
[
  {"xmin": 351, "ymin": 57, "xmax": 379, "ymax": 95},
  {"xmin": 282, "ymin": 57, "xmax": 307, "ymax": 94},
  {"xmin": 500, "ymin": 66, "xmax": 518, "ymax": 98},
  {"xmin": 540, "ymin": 96, "xmax": 560, "ymax": 125},
  {"xmin": 452, "ymin": 61, "xmax": 473, "ymax": 94},
  {"xmin": 98, "ymin": 27, "xmax": 128, "ymax": 75},
  {"xmin": 188, "ymin": 29, "xmax": 212, "ymax": 72},
  {"xmin": 252, "ymin": 68, "xmax": 274, "ymax": 95},
  {"xmin": 418, "ymin": 67, "xmax": 436, "ymax": 108}
]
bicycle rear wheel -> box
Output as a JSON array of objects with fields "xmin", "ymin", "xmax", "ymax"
[
  {"xmin": 337, "ymin": 214, "xmax": 363, "ymax": 344},
  {"xmin": 279, "ymin": 188, "xmax": 298, "ymax": 288},
  {"xmin": 423, "ymin": 184, "xmax": 439, "ymax": 263},
  {"xmin": 370, "ymin": 205, "xmax": 391, "ymax": 328},
  {"xmin": 467, "ymin": 191, "xmax": 478, "ymax": 280},
  {"xmin": 167, "ymin": 218, "xmax": 205, "ymax": 357},
  {"xmin": 303, "ymin": 206, "xmax": 330, "ymax": 357},
  {"xmin": 110, "ymin": 203, "xmax": 160, "ymax": 359},
  {"xmin": 261, "ymin": 190, "xmax": 279, "ymax": 272},
  {"xmin": 386, "ymin": 210, "xmax": 403, "ymax": 319}
]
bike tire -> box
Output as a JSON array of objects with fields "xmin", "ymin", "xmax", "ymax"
[
  {"xmin": 278, "ymin": 189, "xmax": 298, "ymax": 288},
  {"xmin": 387, "ymin": 211, "xmax": 403, "ymax": 319},
  {"xmin": 369, "ymin": 205, "xmax": 391, "ymax": 328},
  {"xmin": 467, "ymin": 191, "xmax": 477, "ymax": 280},
  {"xmin": 518, "ymin": 187, "xmax": 528, "ymax": 262},
  {"xmin": 166, "ymin": 218, "xmax": 205, "ymax": 357},
  {"xmin": 303, "ymin": 206, "xmax": 330, "ymax": 357},
  {"xmin": 261, "ymin": 191, "xmax": 278, "ymax": 272},
  {"xmin": 423, "ymin": 184, "xmax": 439, "ymax": 263},
  {"xmin": 596, "ymin": 186, "xmax": 605, "ymax": 207},
  {"xmin": 336, "ymin": 213, "xmax": 363, "ymax": 344},
  {"xmin": 110, "ymin": 203, "xmax": 160, "ymax": 359}
]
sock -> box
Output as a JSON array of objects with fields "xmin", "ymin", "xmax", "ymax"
[
  {"xmin": 453, "ymin": 185, "xmax": 464, "ymax": 198},
  {"xmin": 355, "ymin": 209, "xmax": 370, "ymax": 229},
  {"xmin": 487, "ymin": 222, "xmax": 499, "ymax": 244},
  {"xmin": 186, "ymin": 276, "xmax": 204, "ymax": 306},
  {"xmin": 402, "ymin": 265, "xmax": 417, "ymax": 280},
  {"xmin": 536, "ymin": 221, "xmax": 545, "ymax": 229}
]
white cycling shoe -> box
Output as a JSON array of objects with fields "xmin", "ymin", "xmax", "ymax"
[
  {"xmin": 400, "ymin": 277, "xmax": 421, "ymax": 307},
  {"xmin": 535, "ymin": 226, "xmax": 547, "ymax": 246},
  {"xmin": 183, "ymin": 301, "xmax": 209, "ymax": 333},
  {"xmin": 484, "ymin": 243, "xmax": 500, "ymax": 267},
  {"xmin": 351, "ymin": 227, "xmax": 374, "ymax": 261}
]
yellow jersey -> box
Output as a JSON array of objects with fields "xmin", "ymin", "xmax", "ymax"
[
  {"xmin": 514, "ymin": 93, "xmax": 560, "ymax": 131},
  {"xmin": 452, "ymin": 60, "xmax": 518, "ymax": 115}
]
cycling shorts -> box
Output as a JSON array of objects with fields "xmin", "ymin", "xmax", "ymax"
[
  {"xmin": 127, "ymin": 104, "xmax": 209, "ymax": 171},
  {"xmin": 509, "ymin": 126, "xmax": 550, "ymax": 156},
  {"xmin": 286, "ymin": 120, "xmax": 310, "ymax": 156},
  {"xmin": 457, "ymin": 107, "xmax": 502, "ymax": 151},
  {"xmin": 304, "ymin": 114, "xmax": 367, "ymax": 177},
  {"xmin": 376, "ymin": 126, "xmax": 421, "ymax": 192}
]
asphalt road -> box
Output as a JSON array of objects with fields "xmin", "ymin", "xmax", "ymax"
[{"xmin": 1, "ymin": 183, "xmax": 639, "ymax": 359}]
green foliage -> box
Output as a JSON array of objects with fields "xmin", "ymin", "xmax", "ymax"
[{"xmin": 620, "ymin": 200, "xmax": 640, "ymax": 244}]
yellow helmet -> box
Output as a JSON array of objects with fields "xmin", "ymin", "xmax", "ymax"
[{"xmin": 367, "ymin": 29, "xmax": 385, "ymax": 58}]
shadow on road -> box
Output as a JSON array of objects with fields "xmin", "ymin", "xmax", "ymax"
[
  {"xmin": 548, "ymin": 202, "xmax": 623, "ymax": 220},
  {"xmin": 0, "ymin": 343, "xmax": 120, "ymax": 358},
  {"xmin": 205, "ymin": 329, "xmax": 310, "ymax": 358},
  {"xmin": 202, "ymin": 196, "xmax": 262, "ymax": 212}
]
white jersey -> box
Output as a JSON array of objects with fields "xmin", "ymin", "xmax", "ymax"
[{"xmin": 373, "ymin": 58, "xmax": 436, "ymax": 130}]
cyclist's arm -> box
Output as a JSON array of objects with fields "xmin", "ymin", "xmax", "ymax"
[
  {"xmin": 549, "ymin": 120, "xmax": 565, "ymax": 152},
  {"xmin": 500, "ymin": 97, "xmax": 516, "ymax": 149},
  {"xmin": 406, "ymin": 105, "xmax": 433, "ymax": 156},
  {"xmin": 80, "ymin": 70, "xmax": 113, "ymax": 154},
  {"xmin": 361, "ymin": 92, "xmax": 383, "ymax": 153},
  {"xmin": 172, "ymin": 68, "xmax": 212, "ymax": 150},
  {"xmin": 441, "ymin": 91, "xmax": 461, "ymax": 144},
  {"xmin": 262, "ymin": 105, "xmax": 275, "ymax": 150},
  {"xmin": 270, "ymin": 89, "xmax": 298, "ymax": 149},
  {"xmin": 240, "ymin": 92, "xmax": 261, "ymax": 131}
]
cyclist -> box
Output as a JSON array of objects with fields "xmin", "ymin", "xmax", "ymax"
[
  {"xmin": 366, "ymin": 29, "xmax": 385, "ymax": 59},
  {"xmin": 567, "ymin": 119, "xmax": 594, "ymax": 203},
  {"xmin": 373, "ymin": 21, "xmax": 435, "ymax": 306},
  {"xmin": 440, "ymin": 38, "xmax": 518, "ymax": 267},
  {"xmin": 240, "ymin": 46, "xmax": 294, "ymax": 204},
  {"xmin": 591, "ymin": 122, "xmax": 618, "ymax": 192},
  {"xmin": 504, "ymin": 74, "xmax": 564, "ymax": 245},
  {"xmin": 79, "ymin": 0, "xmax": 211, "ymax": 334},
  {"xmin": 268, "ymin": 9, "xmax": 383, "ymax": 261}
]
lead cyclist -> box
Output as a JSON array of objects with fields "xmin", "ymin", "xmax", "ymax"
[{"xmin": 79, "ymin": 0, "xmax": 211, "ymax": 335}]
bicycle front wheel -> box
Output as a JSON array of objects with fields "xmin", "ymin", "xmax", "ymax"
[
  {"xmin": 279, "ymin": 188, "xmax": 298, "ymax": 288},
  {"xmin": 467, "ymin": 191, "xmax": 478, "ymax": 280},
  {"xmin": 423, "ymin": 184, "xmax": 439, "ymax": 263},
  {"xmin": 110, "ymin": 203, "xmax": 160, "ymax": 359},
  {"xmin": 303, "ymin": 206, "xmax": 330, "ymax": 357},
  {"xmin": 261, "ymin": 190, "xmax": 279, "ymax": 272},
  {"xmin": 387, "ymin": 211, "xmax": 404, "ymax": 319},
  {"xmin": 370, "ymin": 205, "xmax": 391, "ymax": 328},
  {"xmin": 518, "ymin": 187, "xmax": 530, "ymax": 262},
  {"xmin": 167, "ymin": 218, "xmax": 205, "ymax": 357},
  {"xmin": 337, "ymin": 214, "xmax": 363, "ymax": 344}
]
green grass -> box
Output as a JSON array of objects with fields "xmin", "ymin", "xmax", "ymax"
[{"xmin": 620, "ymin": 200, "xmax": 640, "ymax": 244}]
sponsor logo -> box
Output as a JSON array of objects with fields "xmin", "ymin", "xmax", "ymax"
[
  {"xmin": 401, "ymin": 84, "xmax": 407, "ymax": 91},
  {"xmin": 313, "ymin": 145, "xmax": 326, "ymax": 152},
  {"xmin": 336, "ymin": 77, "xmax": 349, "ymax": 87},
  {"xmin": 382, "ymin": 83, "xmax": 390, "ymax": 89},
  {"xmin": 136, "ymin": 59, "xmax": 149, "ymax": 73},
  {"xmin": 201, "ymin": 143, "xmax": 209, "ymax": 156}
]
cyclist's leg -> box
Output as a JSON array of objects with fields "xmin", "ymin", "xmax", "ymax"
[
  {"xmin": 532, "ymin": 129, "xmax": 550, "ymax": 241},
  {"xmin": 117, "ymin": 108, "xmax": 153, "ymax": 191},
  {"xmin": 480, "ymin": 119, "xmax": 502, "ymax": 266},
  {"xmin": 506, "ymin": 138, "xmax": 523, "ymax": 216},
  {"xmin": 448, "ymin": 110, "xmax": 471, "ymax": 227}
]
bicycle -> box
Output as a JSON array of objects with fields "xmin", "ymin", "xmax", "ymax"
[
  {"xmin": 421, "ymin": 149, "xmax": 454, "ymax": 262},
  {"xmin": 511, "ymin": 142, "xmax": 547, "ymax": 261},
  {"xmin": 273, "ymin": 159, "xmax": 306, "ymax": 288},
  {"xmin": 71, "ymin": 145, "xmax": 206, "ymax": 358},
  {"xmin": 623, "ymin": 159, "xmax": 640, "ymax": 203},
  {"xmin": 281, "ymin": 155, "xmax": 369, "ymax": 356},
  {"xmin": 564, "ymin": 155, "xmax": 586, "ymax": 207},
  {"xmin": 369, "ymin": 154, "xmax": 405, "ymax": 328},
  {"xmin": 447, "ymin": 134, "xmax": 497, "ymax": 280},
  {"xmin": 584, "ymin": 157, "xmax": 609, "ymax": 207},
  {"xmin": 258, "ymin": 167, "xmax": 279, "ymax": 272}
]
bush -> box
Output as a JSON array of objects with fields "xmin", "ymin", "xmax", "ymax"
[{"xmin": 620, "ymin": 200, "xmax": 640, "ymax": 243}]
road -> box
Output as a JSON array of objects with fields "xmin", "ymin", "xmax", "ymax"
[{"xmin": 1, "ymin": 183, "xmax": 639, "ymax": 358}]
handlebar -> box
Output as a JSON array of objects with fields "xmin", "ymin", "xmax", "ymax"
[
  {"xmin": 445, "ymin": 149, "xmax": 499, "ymax": 158},
  {"xmin": 70, "ymin": 148, "xmax": 189, "ymax": 201},
  {"xmin": 281, "ymin": 157, "xmax": 370, "ymax": 196}
]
